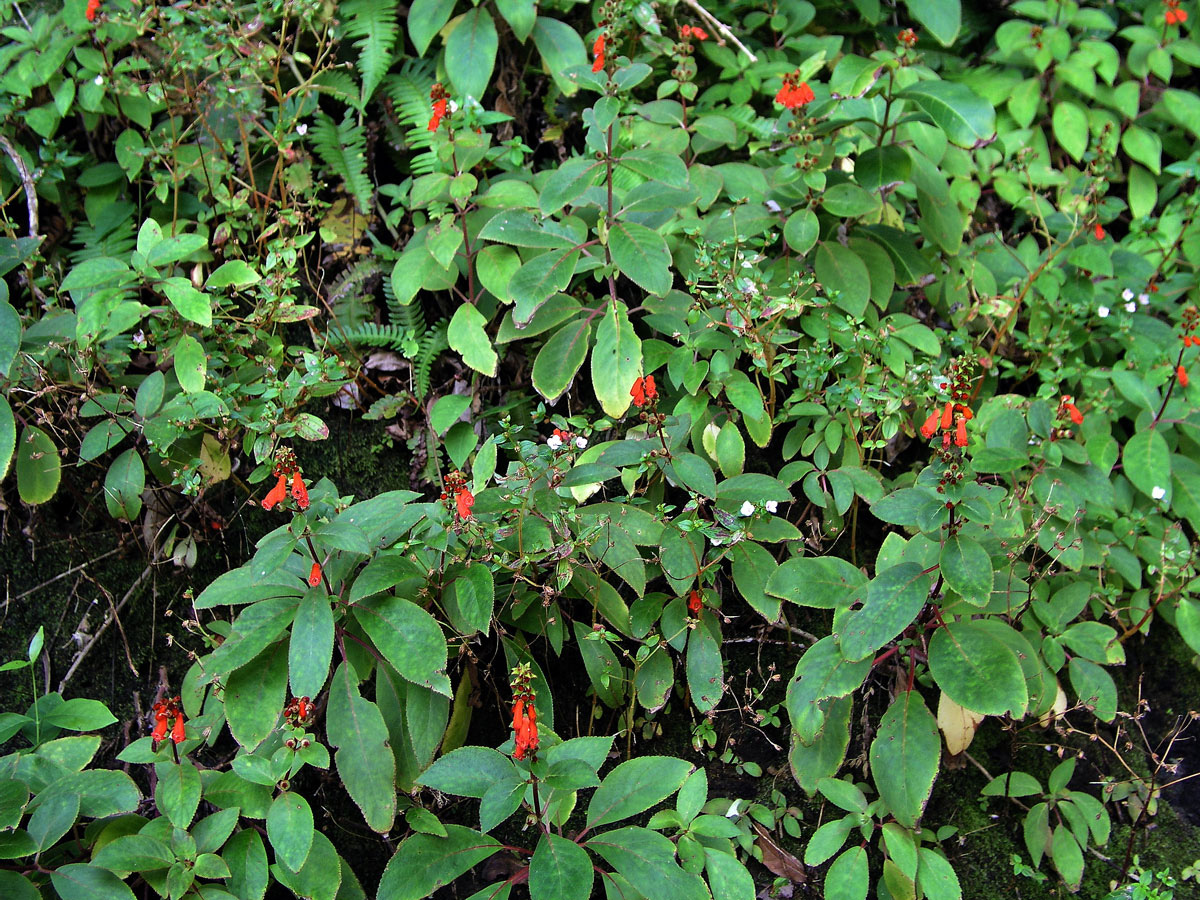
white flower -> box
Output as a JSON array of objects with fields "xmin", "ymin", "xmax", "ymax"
[
  {"xmin": 765, "ymin": 500, "xmax": 778, "ymax": 514},
  {"xmin": 1097, "ymin": 306, "xmax": 1110, "ymax": 318},
  {"xmin": 547, "ymin": 435, "xmax": 563, "ymax": 450},
  {"xmin": 740, "ymin": 500, "xmax": 755, "ymax": 517},
  {"xmin": 1125, "ymin": 301, "xmax": 1137, "ymax": 313},
  {"xmin": 1122, "ymin": 288, "xmax": 1135, "ymax": 301},
  {"xmin": 449, "ymin": 99, "xmax": 460, "ymax": 114},
  {"xmin": 765, "ymin": 200, "xmax": 781, "ymax": 213},
  {"xmin": 1138, "ymin": 293, "xmax": 1150, "ymax": 305},
  {"xmin": 296, "ymin": 123, "xmax": 308, "ymax": 136},
  {"xmin": 574, "ymin": 436, "xmax": 588, "ymax": 450},
  {"xmin": 1152, "ymin": 485, "xmax": 1166, "ymax": 500},
  {"xmin": 94, "ymin": 75, "xmax": 104, "ymax": 86},
  {"xmin": 710, "ymin": 537, "xmax": 723, "ymax": 546}
]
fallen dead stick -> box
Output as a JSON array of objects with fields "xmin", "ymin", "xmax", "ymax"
[{"xmin": 59, "ymin": 564, "xmax": 152, "ymax": 693}]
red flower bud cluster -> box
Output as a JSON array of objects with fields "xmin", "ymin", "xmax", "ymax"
[
  {"xmin": 1166, "ymin": 0, "xmax": 1188, "ymax": 25},
  {"xmin": 1058, "ymin": 395, "xmax": 1084, "ymax": 425},
  {"xmin": 262, "ymin": 448, "xmax": 309, "ymax": 511},
  {"xmin": 1093, "ymin": 222, "xmax": 1106, "ymax": 240},
  {"xmin": 1182, "ymin": 306, "xmax": 1199, "ymax": 347},
  {"xmin": 427, "ymin": 83, "xmax": 449, "ymax": 132},
  {"xmin": 630, "ymin": 375, "xmax": 657, "ymax": 408},
  {"xmin": 151, "ymin": 696, "xmax": 185, "ymax": 749},
  {"xmin": 898, "ymin": 28, "xmax": 918, "ymax": 46},
  {"xmin": 86, "ymin": 0, "xmax": 101, "ymax": 22},
  {"xmin": 775, "ymin": 71, "xmax": 815, "ymax": 110},
  {"xmin": 441, "ymin": 471, "xmax": 474, "ymax": 519},
  {"xmin": 680, "ymin": 24, "xmax": 708, "ymax": 40},
  {"xmin": 919, "ymin": 359, "xmax": 975, "ymax": 449},
  {"xmin": 510, "ymin": 664, "xmax": 539, "ymax": 761},
  {"xmin": 592, "ymin": 34, "xmax": 606, "ymax": 73},
  {"xmin": 284, "ymin": 695, "xmax": 312, "ymax": 726}
]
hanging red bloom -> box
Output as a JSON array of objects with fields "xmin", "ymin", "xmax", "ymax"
[
  {"xmin": 171, "ymin": 716, "xmax": 186, "ymax": 744},
  {"xmin": 1166, "ymin": 0, "xmax": 1188, "ymax": 24},
  {"xmin": 630, "ymin": 375, "xmax": 657, "ymax": 408},
  {"xmin": 681, "ymin": 25, "xmax": 708, "ymax": 40},
  {"xmin": 1179, "ymin": 365, "xmax": 1190, "ymax": 388},
  {"xmin": 775, "ymin": 71, "xmax": 815, "ymax": 110},
  {"xmin": 1058, "ymin": 395, "xmax": 1084, "ymax": 425},
  {"xmin": 954, "ymin": 415, "xmax": 968, "ymax": 448},
  {"xmin": 687, "ymin": 589, "xmax": 703, "ymax": 615},
  {"xmin": 262, "ymin": 473, "xmax": 288, "ymax": 510},
  {"xmin": 592, "ymin": 34, "xmax": 606, "ymax": 72},
  {"xmin": 150, "ymin": 712, "xmax": 169, "ymax": 746},
  {"xmin": 86, "ymin": 0, "xmax": 101, "ymax": 22},
  {"xmin": 308, "ymin": 562, "xmax": 322, "ymax": 587},
  {"xmin": 510, "ymin": 664, "xmax": 539, "ymax": 761},
  {"xmin": 455, "ymin": 487, "xmax": 474, "ymax": 519},
  {"xmin": 151, "ymin": 697, "xmax": 184, "ymax": 749},
  {"xmin": 427, "ymin": 83, "xmax": 450, "ymax": 132},
  {"xmin": 291, "ymin": 471, "xmax": 309, "ymax": 510},
  {"xmin": 919, "ymin": 359, "xmax": 974, "ymax": 446},
  {"xmin": 1094, "ymin": 222, "xmax": 1105, "ymax": 240}
]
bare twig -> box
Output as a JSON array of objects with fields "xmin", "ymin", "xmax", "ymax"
[
  {"xmin": 680, "ymin": 0, "xmax": 758, "ymax": 62},
  {"xmin": 7, "ymin": 545, "xmax": 126, "ymax": 606},
  {"xmin": 59, "ymin": 565, "xmax": 152, "ymax": 692},
  {"xmin": 0, "ymin": 133, "xmax": 39, "ymax": 237}
]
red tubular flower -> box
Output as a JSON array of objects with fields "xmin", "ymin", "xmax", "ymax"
[
  {"xmin": 1179, "ymin": 365, "xmax": 1190, "ymax": 388},
  {"xmin": 1165, "ymin": 1, "xmax": 1188, "ymax": 24},
  {"xmin": 308, "ymin": 562, "xmax": 322, "ymax": 587},
  {"xmin": 428, "ymin": 97, "xmax": 448, "ymax": 132},
  {"xmin": 455, "ymin": 487, "xmax": 474, "ymax": 519},
  {"xmin": 775, "ymin": 71, "xmax": 815, "ymax": 110},
  {"xmin": 954, "ymin": 416, "xmax": 968, "ymax": 448},
  {"xmin": 171, "ymin": 715, "xmax": 186, "ymax": 744},
  {"xmin": 920, "ymin": 410, "xmax": 940, "ymax": 439},
  {"xmin": 681, "ymin": 25, "xmax": 708, "ymax": 40},
  {"xmin": 1094, "ymin": 222, "xmax": 1105, "ymax": 240},
  {"xmin": 291, "ymin": 471, "xmax": 309, "ymax": 510},
  {"xmin": 630, "ymin": 375, "xmax": 657, "ymax": 408},
  {"xmin": 86, "ymin": 0, "xmax": 101, "ymax": 22},
  {"xmin": 151, "ymin": 713, "xmax": 169, "ymax": 746},
  {"xmin": 510, "ymin": 664, "xmax": 540, "ymax": 761},
  {"xmin": 592, "ymin": 34, "xmax": 606, "ymax": 72},
  {"xmin": 687, "ymin": 589, "xmax": 703, "ymax": 615},
  {"xmin": 262, "ymin": 473, "xmax": 288, "ymax": 511},
  {"xmin": 1059, "ymin": 395, "xmax": 1084, "ymax": 425},
  {"xmin": 939, "ymin": 401, "xmax": 954, "ymax": 431}
]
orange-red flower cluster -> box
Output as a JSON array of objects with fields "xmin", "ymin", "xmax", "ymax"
[
  {"xmin": 1093, "ymin": 222, "xmax": 1105, "ymax": 240},
  {"xmin": 1166, "ymin": 0, "xmax": 1188, "ymax": 25},
  {"xmin": 262, "ymin": 448, "xmax": 309, "ymax": 511},
  {"xmin": 592, "ymin": 34, "xmax": 606, "ymax": 72},
  {"xmin": 510, "ymin": 664, "xmax": 539, "ymax": 761},
  {"xmin": 427, "ymin": 83, "xmax": 450, "ymax": 132},
  {"xmin": 86, "ymin": 0, "xmax": 101, "ymax": 22},
  {"xmin": 151, "ymin": 696, "xmax": 185, "ymax": 749},
  {"xmin": 1059, "ymin": 395, "xmax": 1084, "ymax": 425},
  {"xmin": 1178, "ymin": 365, "xmax": 1190, "ymax": 388},
  {"xmin": 630, "ymin": 375, "xmax": 657, "ymax": 408},
  {"xmin": 920, "ymin": 359, "xmax": 975, "ymax": 449},
  {"xmin": 775, "ymin": 71, "xmax": 815, "ymax": 110},
  {"xmin": 898, "ymin": 28, "xmax": 918, "ymax": 46},
  {"xmin": 441, "ymin": 470, "xmax": 474, "ymax": 519},
  {"xmin": 1182, "ymin": 306, "xmax": 1199, "ymax": 346},
  {"xmin": 680, "ymin": 24, "xmax": 708, "ymax": 40},
  {"xmin": 687, "ymin": 589, "xmax": 703, "ymax": 615}
]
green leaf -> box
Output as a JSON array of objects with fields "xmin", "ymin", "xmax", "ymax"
[
  {"xmin": 838, "ymin": 563, "xmax": 930, "ymax": 661},
  {"xmin": 608, "ymin": 220, "xmax": 672, "ymax": 296},
  {"xmin": 767, "ymin": 556, "xmax": 865, "ymax": 608},
  {"xmin": 786, "ymin": 637, "xmax": 872, "ymax": 743},
  {"xmin": 225, "ymin": 822, "xmax": 269, "ymax": 900},
  {"xmin": 16, "ymin": 426, "xmax": 61, "ymax": 504},
  {"xmin": 899, "ymin": 81, "xmax": 996, "ymax": 148},
  {"xmin": 448, "ymin": 304, "xmax": 498, "ymax": 377},
  {"xmin": 825, "ymin": 845, "xmax": 869, "ymax": 900},
  {"xmin": 730, "ymin": 541, "xmax": 782, "ymax": 622},
  {"xmin": 1068, "ymin": 657, "xmax": 1116, "ymax": 722},
  {"xmin": 417, "ymin": 747, "xmax": 518, "ymax": 799},
  {"xmin": 290, "ymin": 590, "xmax": 334, "ymax": 698},
  {"xmin": 160, "ymin": 277, "xmax": 211, "ymax": 326},
  {"xmin": 532, "ymin": 318, "xmax": 591, "ymax": 403},
  {"xmin": 205, "ymin": 260, "xmax": 260, "ymax": 289},
  {"xmin": 939, "ymin": 534, "xmax": 993, "ymax": 606},
  {"xmin": 155, "ymin": 760, "xmax": 201, "ymax": 829},
  {"xmin": 916, "ymin": 848, "xmax": 963, "ymax": 900},
  {"xmin": 540, "ymin": 157, "xmax": 602, "ymax": 215},
  {"xmin": 225, "ymin": 643, "xmax": 289, "ymax": 750},
  {"xmin": 687, "ymin": 618, "xmax": 723, "ymax": 713},
  {"xmin": 1121, "ymin": 124, "xmax": 1161, "ymax": 174},
  {"xmin": 495, "ymin": 0, "xmax": 536, "ymax": 41},
  {"xmin": 904, "ymin": 0, "xmax": 960, "ymax": 45},
  {"xmin": 1051, "ymin": 826, "xmax": 1084, "ymax": 890},
  {"xmin": 449, "ymin": 563, "xmax": 495, "ymax": 636},
  {"xmin": 354, "ymin": 595, "xmax": 451, "ymax": 696},
  {"xmin": 804, "ymin": 816, "xmax": 854, "ymax": 866},
  {"xmin": 0, "ymin": 300, "xmax": 22, "ymax": 377},
  {"xmin": 268, "ymin": 791, "xmax": 315, "ymax": 872},
  {"xmin": 27, "ymin": 790, "xmax": 79, "ymax": 851},
  {"xmin": 445, "ymin": 9, "xmax": 498, "ymax": 101},
  {"xmin": 869, "ymin": 691, "xmax": 939, "ymax": 828},
  {"xmin": 587, "ymin": 826, "xmax": 709, "ymax": 900},
  {"xmin": 1122, "ymin": 429, "xmax": 1171, "ymax": 503},
  {"xmin": 408, "ymin": 0, "xmax": 454, "ymax": 56},
  {"xmin": 815, "ymin": 242, "xmax": 871, "ymax": 316},
  {"xmin": 274, "ymin": 829, "xmax": 342, "ymax": 900},
  {"xmin": 1051, "ymin": 101, "xmax": 1089, "ymax": 162},
  {"xmin": 591, "ymin": 302, "xmax": 642, "ymax": 417},
  {"xmin": 376, "ymin": 826, "xmax": 500, "ymax": 900},
  {"xmin": 532, "ymin": 17, "xmax": 588, "ymax": 96},
  {"xmin": 529, "ymin": 833, "xmax": 593, "ymax": 900},
  {"xmin": 92, "ymin": 835, "xmax": 175, "ymax": 872},
  {"xmin": 44, "ymin": 697, "xmax": 117, "ymax": 731},
  {"xmin": 704, "ymin": 847, "xmax": 755, "ymax": 900},
  {"xmin": 173, "ymin": 334, "xmax": 206, "ymax": 393},
  {"xmin": 104, "ymin": 448, "xmax": 145, "ymax": 520},
  {"xmin": 327, "ymin": 663, "xmax": 397, "ymax": 832},
  {"xmin": 789, "ymin": 695, "xmax": 852, "ymax": 794},
  {"xmin": 50, "ymin": 864, "xmax": 137, "ymax": 900},
  {"xmin": 0, "ymin": 397, "xmax": 10, "ymax": 483},
  {"xmin": 928, "ymin": 622, "xmax": 1028, "ymax": 717},
  {"xmin": 509, "ymin": 250, "xmax": 580, "ymax": 324},
  {"xmin": 666, "ymin": 452, "xmax": 717, "ymax": 499},
  {"xmin": 587, "ymin": 756, "xmax": 693, "ymax": 828},
  {"xmin": 818, "ymin": 777, "xmax": 869, "ymax": 814}
]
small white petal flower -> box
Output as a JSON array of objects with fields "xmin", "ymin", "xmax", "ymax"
[
  {"xmin": 725, "ymin": 799, "xmax": 742, "ymax": 818},
  {"xmin": 740, "ymin": 500, "xmax": 755, "ymax": 517},
  {"xmin": 1152, "ymin": 485, "xmax": 1166, "ymax": 500},
  {"xmin": 1126, "ymin": 301, "xmax": 1138, "ymax": 313},
  {"xmin": 1097, "ymin": 306, "xmax": 1110, "ymax": 318},
  {"xmin": 94, "ymin": 75, "xmax": 104, "ymax": 86},
  {"xmin": 1138, "ymin": 293, "xmax": 1150, "ymax": 305},
  {"xmin": 710, "ymin": 537, "xmax": 723, "ymax": 546},
  {"xmin": 1122, "ymin": 288, "xmax": 1135, "ymax": 301},
  {"xmin": 296, "ymin": 123, "xmax": 308, "ymax": 136},
  {"xmin": 574, "ymin": 436, "xmax": 588, "ymax": 449},
  {"xmin": 765, "ymin": 200, "xmax": 781, "ymax": 213},
  {"xmin": 547, "ymin": 435, "xmax": 562, "ymax": 450},
  {"xmin": 449, "ymin": 99, "xmax": 460, "ymax": 113},
  {"xmin": 765, "ymin": 500, "xmax": 779, "ymax": 513}
]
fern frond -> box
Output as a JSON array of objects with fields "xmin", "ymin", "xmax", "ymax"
[
  {"xmin": 382, "ymin": 61, "xmax": 439, "ymax": 161},
  {"xmin": 339, "ymin": 0, "xmax": 399, "ymax": 103},
  {"xmin": 413, "ymin": 319, "xmax": 449, "ymax": 399},
  {"xmin": 310, "ymin": 111, "xmax": 374, "ymax": 214},
  {"xmin": 329, "ymin": 322, "xmax": 412, "ymax": 350},
  {"xmin": 311, "ymin": 70, "xmax": 363, "ymax": 110},
  {"xmin": 382, "ymin": 270, "xmax": 427, "ymax": 333},
  {"xmin": 70, "ymin": 202, "xmax": 137, "ymax": 262},
  {"xmin": 327, "ymin": 259, "xmax": 383, "ymax": 330}
]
